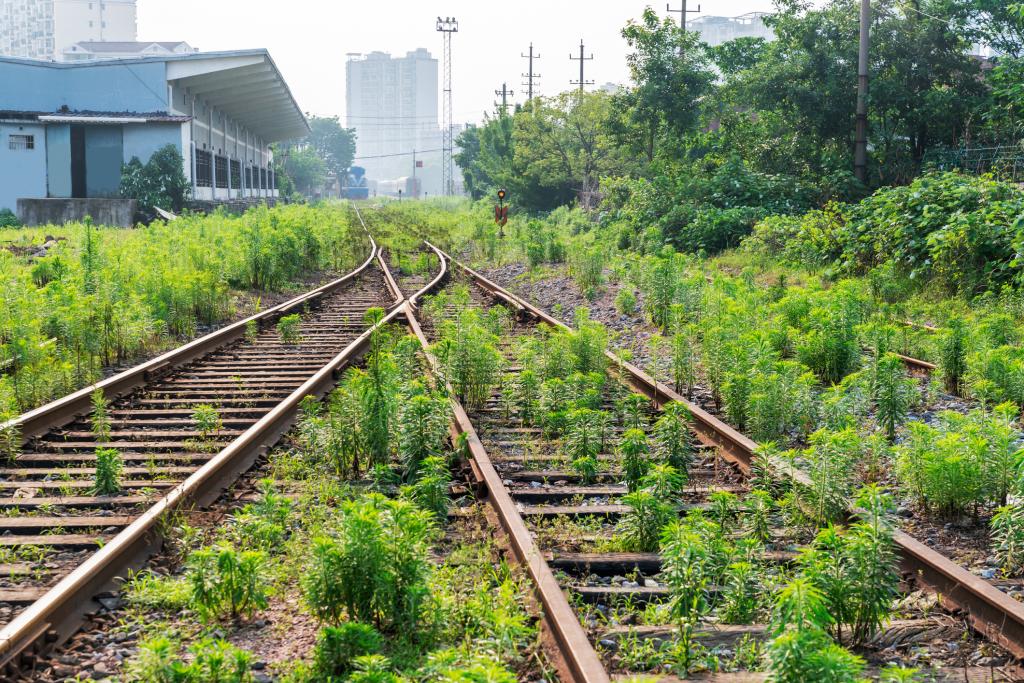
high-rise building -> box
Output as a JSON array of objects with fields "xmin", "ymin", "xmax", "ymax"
[
  {"xmin": 690, "ymin": 12, "xmax": 774, "ymax": 47},
  {"xmin": 0, "ymin": 0, "xmax": 137, "ymax": 61},
  {"xmin": 345, "ymin": 49, "xmax": 443, "ymax": 197}
]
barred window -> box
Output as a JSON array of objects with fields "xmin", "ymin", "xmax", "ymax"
[
  {"xmin": 230, "ymin": 160, "xmax": 241, "ymax": 189},
  {"xmin": 8, "ymin": 134, "xmax": 34, "ymax": 150},
  {"xmin": 260, "ymin": 168, "xmax": 267, "ymax": 190},
  {"xmin": 245, "ymin": 166, "xmax": 253, "ymax": 189},
  {"xmin": 195, "ymin": 149, "xmax": 212, "ymax": 187},
  {"xmin": 214, "ymin": 155, "xmax": 228, "ymax": 189}
]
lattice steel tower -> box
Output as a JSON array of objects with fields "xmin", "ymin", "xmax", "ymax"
[{"xmin": 436, "ymin": 16, "xmax": 458, "ymax": 197}]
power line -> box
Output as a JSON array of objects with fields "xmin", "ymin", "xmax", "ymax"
[{"xmin": 354, "ymin": 148, "xmax": 443, "ymax": 160}]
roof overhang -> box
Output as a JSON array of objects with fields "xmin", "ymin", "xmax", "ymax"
[{"xmin": 167, "ymin": 51, "xmax": 309, "ymax": 143}]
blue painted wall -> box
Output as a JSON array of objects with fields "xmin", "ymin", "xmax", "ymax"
[
  {"xmin": 85, "ymin": 126, "xmax": 124, "ymax": 198},
  {"xmin": 0, "ymin": 60, "xmax": 168, "ymax": 113},
  {"xmin": 123, "ymin": 124, "xmax": 181, "ymax": 164},
  {"xmin": 46, "ymin": 125, "xmax": 72, "ymax": 198},
  {"xmin": 0, "ymin": 123, "xmax": 47, "ymax": 212}
]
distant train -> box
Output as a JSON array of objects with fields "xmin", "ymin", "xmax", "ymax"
[{"xmin": 341, "ymin": 166, "xmax": 370, "ymax": 200}]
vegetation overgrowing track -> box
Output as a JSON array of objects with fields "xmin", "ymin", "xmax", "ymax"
[
  {"xmin": 0, "ymin": 228, "xmax": 398, "ymax": 674},
  {"xmin": 415, "ymin": 242, "xmax": 1024, "ymax": 681}
]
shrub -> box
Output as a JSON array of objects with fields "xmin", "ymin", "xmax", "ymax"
[
  {"xmin": 616, "ymin": 490, "xmax": 674, "ymax": 552},
  {"xmin": 119, "ymin": 144, "xmax": 191, "ymax": 220},
  {"xmin": 0, "ymin": 208, "xmax": 20, "ymax": 228},
  {"xmin": 231, "ymin": 479, "xmax": 293, "ymax": 552},
  {"xmin": 90, "ymin": 388, "xmax": 110, "ymax": 443},
  {"xmin": 872, "ymin": 353, "xmax": 916, "ymax": 442},
  {"xmin": 940, "ymin": 316, "xmax": 969, "ymax": 396},
  {"xmin": 651, "ymin": 402, "xmax": 694, "ymax": 475},
  {"xmin": 187, "ymin": 544, "xmax": 268, "ymax": 622},
  {"xmin": 191, "ymin": 403, "xmax": 222, "ymax": 441},
  {"xmin": 126, "ymin": 637, "xmax": 253, "ymax": 683},
  {"xmin": 277, "ymin": 314, "xmax": 302, "ymax": 344},
  {"xmin": 396, "ymin": 392, "xmax": 450, "ymax": 480},
  {"xmin": 992, "ymin": 504, "xmax": 1024, "ymax": 577},
  {"xmin": 314, "ymin": 623, "xmax": 383, "ymax": 678},
  {"xmin": 433, "ymin": 310, "xmax": 504, "ymax": 409},
  {"xmin": 405, "ymin": 455, "xmax": 451, "ymax": 521},
  {"xmin": 615, "ymin": 287, "xmax": 637, "ymax": 315},
  {"xmin": 619, "ymin": 428, "xmax": 651, "ymax": 492},
  {"xmin": 302, "ymin": 494, "xmax": 435, "ymax": 632},
  {"xmin": 93, "ymin": 447, "xmax": 123, "ymax": 495}
]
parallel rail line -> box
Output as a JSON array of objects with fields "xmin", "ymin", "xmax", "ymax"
[
  {"xmin": 0, "ymin": 226, "xmax": 400, "ymax": 673},
  {"xmin": 416, "ymin": 241, "xmax": 1024, "ymax": 681}
]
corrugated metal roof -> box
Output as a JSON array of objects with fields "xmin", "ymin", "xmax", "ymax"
[{"xmin": 0, "ymin": 109, "xmax": 191, "ymax": 123}]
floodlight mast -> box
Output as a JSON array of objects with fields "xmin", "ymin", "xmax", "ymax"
[{"xmin": 436, "ymin": 16, "xmax": 459, "ymax": 197}]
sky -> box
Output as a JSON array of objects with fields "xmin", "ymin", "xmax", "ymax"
[{"xmin": 137, "ymin": 0, "xmax": 779, "ymax": 127}]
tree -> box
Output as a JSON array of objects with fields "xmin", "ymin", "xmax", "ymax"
[
  {"xmin": 119, "ymin": 144, "xmax": 190, "ymax": 221},
  {"xmin": 282, "ymin": 146, "xmax": 327, "ymax": 198},
  {"xmin": 614, "ymin": 8, "xmax": 716, "ymax": 163},
  {"xmin": 308, "ymin": 116, "xmax": 356, "ymax": 179}
]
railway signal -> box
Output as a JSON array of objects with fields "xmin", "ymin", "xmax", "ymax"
[{"xmin": 495, "ymin": 188, "xmax": 509, "ymax": 236}]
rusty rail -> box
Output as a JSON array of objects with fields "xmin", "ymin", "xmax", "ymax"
[
  {"xmin": 431, "ymin": 242, "xmax": 1024, "ymax": 662},
  {"xmin": 0, "ymin": 234, "xmax": 389, "ymax": 668}
]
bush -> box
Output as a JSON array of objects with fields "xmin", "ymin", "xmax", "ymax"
[
  {"xmin": 0, "ymin": 208, "xmax": 20, "ymax": 228},
  {"xmin": 127, "ymin": 637, "xmax": 254, "ymax": 683},
  {"xmin": 187, "ymin": 544, "xmax": 268, "ymax": 622},
  {"xmin": 302, "ymin": 494, "xmax": 435, "ymax": 632},
  {"xmin": 314, "ymin": 623, "xmax": 383, "ymax": 678},
  {"xmin": 119, "ymin": 144, "xmax": 191, "ymax": 221}
]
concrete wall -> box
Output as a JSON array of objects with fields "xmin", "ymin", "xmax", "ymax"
[
  {"xmin": 17, "ymin": 198, "xmax": 137, "ymax": 227},
  {"xmin": 0, "ymin": 122, "xmax": 47, "ymax": 212},
  {"xmin": 0, "ymin": 59, "xmax": 167, "ymax": 112}
]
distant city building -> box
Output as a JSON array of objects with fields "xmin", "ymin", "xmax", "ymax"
[
  {"xmin": 0, "ymin": 0, "xmax": 138, "ymax": 61},
  {"xmin": 690, "ymin": 12, "xmax": 774, "ymax": 47},
  {"xmin": 63, "ymin": 40, "xmax": 196, "ymax": 61},
  {"xmin": 345, "ymin": 49, "xmax": 446, "ymax": 197}
]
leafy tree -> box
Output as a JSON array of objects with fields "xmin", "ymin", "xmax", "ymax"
[
  {"xmin": 614, "ymin": 8, "xmax": 716, "ymax": 162},
  {"xmin": 282, "ymin": 146, "xmax": 327, "ymax": 197},
  {"xmin": 119, "ymin": 144, "xmax": 190, "ymax": 220},
  {"xmin": 307, "ymin": 116, "xmax": 356, "ymax": 179}
]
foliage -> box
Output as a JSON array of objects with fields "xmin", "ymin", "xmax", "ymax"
[
  {"xmin": 895, "ymin": 404, "xmax": 1024, "ymax": 516},
  {"xmin": 992, "ymin": 504, "xmax": 1024, "ymax": 576},
  {"xmin": 277, "ymin": 313, "xmax": 302, "ymax": 344},
  {"xmin": 119, "ymin": 144, "xmax": 190, "ymax": 220},
  {"xmin": 396, "ymin": 391, "xmax": 450, "ymax": 480},
  {"xmin": 93, "ymin": 447, "xmax": 123, "ymax": 495},
  {"xmin": 314, "ymin": 622, "xmax": 383, "ymax": 678},
  {"xmin": 301, "ymin": 494, "xmax": 436, "ymax": 633},
  {"xmin": 0, "ymin": 204, "xmax": 363, "ymax": 413},
  {"xmin": 187, "ymin": 544, "xmax": 268, "ymax": 622},
  {"xmin": 433, "ymin": 309, "xmax": 503, "ymax": 410},
  {"xmin": 872, "ymin": 353, "xmax": 916, "ymax": 442},
  {"xmin": 127, "ymin": 637, "xmax": 253, "ymax": 683},
  {"xmin": 616, "ymin": 489, "xmax": 674, "ymax": 552}
]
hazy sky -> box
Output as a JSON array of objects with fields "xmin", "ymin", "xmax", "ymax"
[{"xmin": 138, "ymin": 0, "xmax": 778, "ymax": 127}]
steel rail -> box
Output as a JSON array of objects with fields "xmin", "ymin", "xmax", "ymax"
[
  {"xmin": 2, "ymin": 233, "xmax": 379, "ymax": 443},
  {"xmin": 401, "ymin": 296, "xmax": 610, "ymax": 683},
  {"xmin": 0, "ymin": 236, "xmax": 390, "ymax": 670},
  {"xmin": 430, "ymin": 242, "xmax": 1024, "ymax": 662}
]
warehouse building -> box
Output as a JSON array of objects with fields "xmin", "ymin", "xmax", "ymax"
[{"xmin": 0, "ymin": 49, "xmax": 309, "ymax": 223}]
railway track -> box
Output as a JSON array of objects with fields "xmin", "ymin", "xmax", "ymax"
[
  {"xmin": 408, "ymin": 242, "xmax": 1024, "ymax": 682},
  {"xmin": 4, "ymin": 216, "xmax": 1022, "ymax": 681},
  {"xmin": 0, "ymin": 223, "xmax": 402, "ymax": 673}
]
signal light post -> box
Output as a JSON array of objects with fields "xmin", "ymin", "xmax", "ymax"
[{"xmin": 495, "ymin": 188, "xmax": 509, "ymax": 237}]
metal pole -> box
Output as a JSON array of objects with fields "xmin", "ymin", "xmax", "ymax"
[
  {"xmin": 521, "ymin": 43, "xmax": 541, "ymax": 101},
  {"xmin": 569, "ymin": 40, "xmax": 594, "ymax": 92},
  {"xmin": 854, "ymin": 0, "xmax": 870, "ymax": 184}
]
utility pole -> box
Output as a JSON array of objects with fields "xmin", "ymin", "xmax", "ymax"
[
  {"xmin": 436, "ymin": 16, "xmax": 459, "ymax": 197},
  {"xmin": 666, "ymin": 0, "xmax": 700, "ymax": 29},
  {"xmin": 569, "ymin": 39, "xmax": 594, "ymax": 93},
  {"xmin": 521, "ymin": 42, "xmax": 541, "ymax": 101},
  {"xmin": 854, "ymin": 0, "xmax": 870, "ymax": 184},
  {"xmin": 494, "ymin": 83, "xmax": 515, "ymax": 115}
]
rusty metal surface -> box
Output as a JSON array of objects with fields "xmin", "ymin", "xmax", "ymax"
[
  {"xmin": 402, "ymin": 294, "xmax": 611, "ymax": 683},
  {"xmin": 0, "ymin": 239, "xmax": 394, "ymax": 669},
  {"xmin": 433, "ymin": 243, "xmax": 1024, "ymax": 663}
]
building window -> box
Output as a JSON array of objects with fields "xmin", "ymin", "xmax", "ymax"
[
  {"xmin": 195, "ymin": 149, "xmax": 212, "ymax": 187},
  {"xmin": 8, "ymin": 134, "xmax": 34, "ymax": 150},
  {"xmin": 230, "ymin": 160, "xmax": 241, "ymax": 189},
  {"xmin": 245, "ymin": 166, "xmax": 253, "ymax": 189},
  {"xmin": 260, "ymin": 168, "xmax": 267, "ymax": 190},
  {"xmin": 214, "ymin": 155, "xmax": 229, "ymax": 189}
]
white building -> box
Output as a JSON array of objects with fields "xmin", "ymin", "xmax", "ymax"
[
  {"xmin": 63, "ymin": 40, "xmax": 196, "ymax": 61},
  {"xmin": 0, "ymin": 0, "xmax": 137, "ymax": 61},
  {"xmin": 690, "ymin": 12, "xmax": 774, "ymax": 47},
  {"xmin": 346, "ymin": 49, "xmax": 443, "ymax": 197}
]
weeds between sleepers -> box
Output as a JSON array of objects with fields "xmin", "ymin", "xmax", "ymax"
[
  {"xmin": 33, "ymin": 309, "xmax": 555, "ymax": 682},
  {"xmin": 422, "ymin": 276, "xmax": 1021, "ymax": 682}
]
